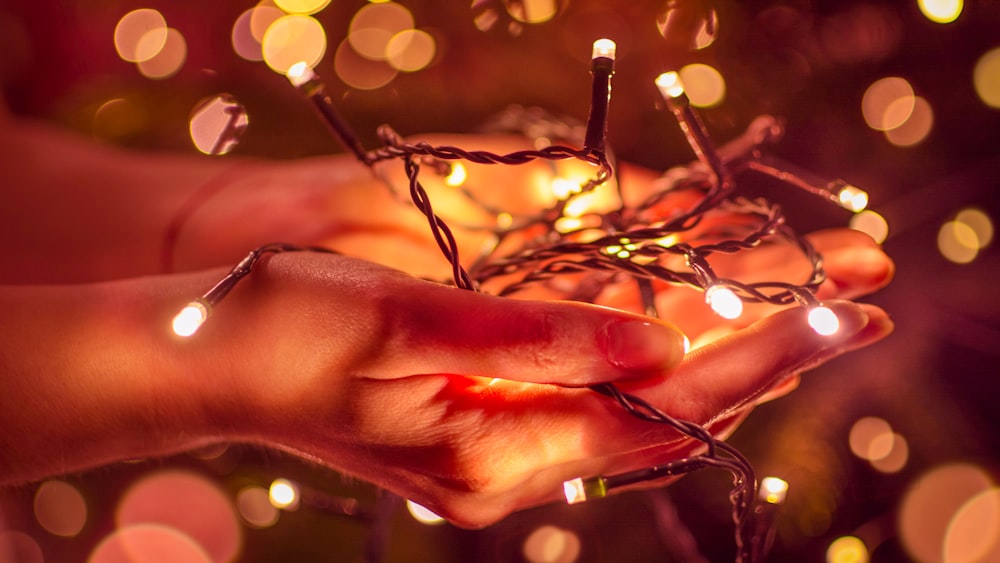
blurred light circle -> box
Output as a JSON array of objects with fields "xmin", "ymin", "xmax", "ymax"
[
  {"xmin": 826, "ymin": 535, "xmax": 869, "ymax": 563},
  {"xmin": 232, "ymin": 9, "xmax": 264, "ymax": 61},
  {"xmin": 262, "ymin": 14, "xmax": 327, "ymax": 74},
  {"xmin": 885, "ymin": 96, "xmax": 933, "ymax": 147},
  {"xmin": 235, "ymin": 487, "xmax": 280, "ymax": 529},
  {"xmin": 406, "ymin": 500, "xmax": 446, "ymax": 525},
  {"xmin": 974, "ymin": 47, "xmax": 1000, "ymax": 109},
  {"xmin": 939, "ymin": 221, "xmax": 980, "ymax": 263},
  {"xmin": 114, "ymin": 9, "xmax": 168, "ymax": 63},
  {"xmin": 34, "ymin": 480, "xmax": 87, "ymax": 537},
  {"xmin": 189, "ymin": 94, "xmax": 249, "ymax": 155},
  {"xmin": 870, "ymin": 433, "xmax": 909, "ymax": 473},
  {"xmin": 249, "ymin": 4, "xmax": 284, "ymax": 43},
  {"xmin": 944, "ymin": 488, "xmax": 1000, "ymax": 563},
  {"xmin": 657, "ymin": 3, "xmax": 719, "ymax": 50},
  {"xmin": 848, "ymin": 416, "xmax": 892, "ymax": 461},
  {"xmin": 505, "ymin": 0, "xmax": 558, "ymax": 24},
  {"xmin": 137, "ymin": 28, "xmax": 187, "ymax": 80},
  {"xmin": 0, "ymin": 531, "xmax": 44, "ymax": 563},
  {"xmin": 334, "ymin": 37, "xmax": 397, "ymax": 89},
  {"xmin": 348, "ymin": 2, "xmax": 414, "ymax": 61},
  {"xmin": 899, "ymin": 463, "xmax": 995, "ymax": 563},
  {"xmin": 274, "ymin": 0, "xmax": 331, "ymax": 15},
  {"xmin": 849, "ymin": 210, "xmax": 889, "ymax": 244},
  {"xmin": 92, "ymin": 98, "xmax": 146, "ymax": 141},
  {"xmin": 522, "ymin": 525, "xmax": 581, "ymax": 563},
  {"xmin": 678, "ymin": 63, "xmax": 725, "ymax": 107},
  {"xmin": 955, "ymin": 208, "xmax": 993, "ymax": 248},
  {"xmin": 88, "ymin": 524, "xmax": 213, "ymax": 563},
  {"xmin": 918, "ymin": 0, "xmax": 963, "ymax": 24},
  {"xmin": 862, "ymin": 77, "xmax": 914, "ymax": 131},
  {"xmin": 117, "ymin": 470, "xmax": 242, "ymax": 563},
  {"xmin": 386, "ymin": 29, "xmax": 436, "ymax": 72}
]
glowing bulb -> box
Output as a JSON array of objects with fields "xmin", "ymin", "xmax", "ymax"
[
  {"xmin": 268, "ymin": 478, "xmax": 299, "ymax": 510},
  {"xmin": 444, "ymin": 162, "xmax": 467, "ymax": 186},
  {"xmin": 655, "ymin": 71, "xmax": 685, "ymax": 99},
  {"xmin": 706, "ymin": 285, "xmax": 742, "ymax": 320},
  {"xmin": 172, "ymin": 301, "xmax": 209, "ymax": 337},
  {"xmin": 563, "ymin": 478, "xmax": 586, "ymax": 504},
  {"xmin": 760, "ymin": 476, "xmax": 789, "ymax": 504},
  {"xmin": 406, "ymin": 500, "xmax": 445, "ymax": 525},
  {"xmin": 808, "ymin": 305, "xmax": 840, "ymax": 336},
  {"xmin": 592, "ymin": 38, "xmax": 616, "ymax": 60},
  {"xmin": 550, "ymin": 177, "xmax": 579, "ymax": 199},
  {"xmin": 837, "ymin": 185, "xmax": 868, "ymax": 212},
  {"xmin": 286, "ymin": 61, "xmax": 315, "ymax": 87}
]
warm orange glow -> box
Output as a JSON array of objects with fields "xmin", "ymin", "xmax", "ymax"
[
  {"xmin": 114, "ymin": 9, "xmax": 168, "ymax": 63},
  {"xmin": 974, "ymin": 47, "xmax": 1000, "ymax": 109},
  {"xmin": 848, "ymin": 416, "xmax": 893, "ymax": 460},
  {"xmin": 827, "ymin": 536, "xmax": 869, "ymax": 563},
  {"xmin": 348, "ymin": 2, "xmax": 414, "ymax": 61},
  {"xmin": 137, "ymin": 28, "xmax": 187, "ymax": 80},
  {"xmin": 268, "ymin": 478, "xmax": 299, "ymax": 510},
  {"xmin": 89, "ymin": 524, "xmax": 213, "ymax": 563},
  {"xmin": 706, "ymin": 285, "xmax": 743, "ymax": 320},
  {"xmin": 172, "ymin": 301, "xmax": 209, "ymax": 337},
  {"xmin": 189, "ymin": 95, "xmax": 248, "ymax": 156},
  {"xmin": 918, "ymin": 0, "xmax": 963, "ymax": 24},
  {"xmin": 249, "ymin": 3, "xmax": 284, "ymax": 43},
  {"xmin": 655, "ymin": 71, "xmax": 685, "ymax": 99},
  {"xmin": 34, "ymin": 480, "xmax": 87, "ymax": 537},
  {"xmin": 334, "ymin": 37, "xmax": 397, "ymax": 89},
  {"xmin": 236, "ymin": 486, "xmax": 280, "ymax": 528},
  {"xmin": 262, "ymin": 14, "xmax": 327, "ymax": 74},
  {"xmin": 870, "ymin": 433, "xmax": 908, "ymax": 473},
  {"xmin": 760, "ymin": 477, "xmax": 789, "ymax": 504},
  {"xmin": 899, "ymin": 464, "xmax": 996, "ymax": 563},
  {"xmin": 506, "ymin": 0, "xmax": 558, "ymax": 24},
  {"xmin": 274, "ymin": 0, "xmax": 332, "ymax": 15},
  {"xmin": 939, "ymin": 221, "xmax": 980, "ymax": 264},
  {"xmin": 232, "ymin": 9, "xmax": 264, "ymax": 61},
  {"xmin": 943, "ymin": 488, "xmax": 1000, "ymax": 563},
  {"xmin": 885, "ymin": 96, "xmax": 933, "ymax": 147},
  {"xmin": 0, "ymin": 531, "xmax": 44, "ymax": 563},
  {"xmin": 678, "ymin": 63, "xmax": 726, "ymax": 108},
  {"xmin": 849, "ymin": 210, "xmax": 889, "ymax": 244},
  {"xmin": 522, "ymin": 525, "xmax": 581, "ymax": 563},
  {"xmin": 862, "ymin": 77, "xmax": 914, "ymax": 131},
  {"xmin": 406, "ymin": 500, "xmax": 446, "ymax": 525},
  {"xmin": 808, "ymin": 306, "xmax": 840, "ymax": 336},
  {"xmin": 955, "ymin": 207, "xmax": 994, "ymax": 248},
  {"xmin": 386, "ymin": 29, "xmax": 436, "ymax": 72}
]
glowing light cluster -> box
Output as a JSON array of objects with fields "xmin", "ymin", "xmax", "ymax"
[
  {"xmin": 861, "ymin": 76, "xmax": 933, "ymax": 146},
  {"xmin": 113, "ymin": 9, "xmax": 187, "ymax": 79},
  {"xmin": 938, "ymin": 207, "xmax": 994, "ymax": 264}
]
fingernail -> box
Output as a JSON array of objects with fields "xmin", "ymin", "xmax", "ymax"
[
  {"xmin": 823, "ymin": 301, "xmax": 869, "ymax": 340},
  {"xmin": 600, "ymin": 319, "xmax": 685, "ymax": 373}
]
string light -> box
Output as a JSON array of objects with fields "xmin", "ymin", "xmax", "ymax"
[
  {"xmin": 171, "ymin": 300, "xmax": 209, "ymax": 337},
  {"xmin": 171, "ymin": 36, "xmax": 882, "ymax": 563}
]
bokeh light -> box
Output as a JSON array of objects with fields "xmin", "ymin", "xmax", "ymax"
[
  {"xmin": 849, "ymin": 210, "xmax": 889, "ymax": 244},
  {"xmin": 899, "ymin": 463, "xmax": 996, "ymax": 563},
  {"xmin": 406, "ymin": 500, "xmax": 446, "ymax": 525},
  {"xmin": 114, "ymin": 9, "xmax": 168, "ymax": 63},
  {"xmin": 117, "ymin": 470, "xmax": 242, "ymax": 563},
  {"xmin": 89, "ymin": 524, "xmax": 213, "ymax": 563},
  {"xmin": 760, "ymin": 477, "xmax": 789, "ymax": 504},
  {"xmin": 656, "ymin": 3, "xmax": 719, "ymax": 50},
  {"xmin": 939, "ymin": 220, "xmax": 980, "ymax": 263},
  {"xmin": 522, "ymin": 525, "xmax": 581, "ymax": 563},
  {"xmin": 827, "ymin": 535, "xmax": 869, "ymax": 563},
  {"xmin": 0, "ymin": 531, "xmax": 44, "ymax": 563},
  {"xmin": 885, "ymin": 96, "xmax": 933, "ymax": 146},
  {"xmin": 34, "ymin": 480, "xmax": 87, "ymax": 537},
  {"xmin": 869, "ymin": 433, "xmax": 909, "ymax": 473},
  {"xmin": 848, "ymin": 416, "xmax": 893, "ymax": 461},
  {"xmin": 92, "ymin": 98, "xmax": 147, "ymax": 142},
  {"xmin": 862, "ymin": 77, "xmax": 915, "ymax": 131},
  {"xmin": 274, "ymin": 0, "xmax": 331, "ymax": 16},
  {"xmin": 250, "ymin": 3, "xmax": 285, "ymax": 44},
  {"xmin": 348, "ymin": 2, "xmax": 414, "ymax": 61},
  {"xmin": 973, "ymin": 47, "xmax": 1000, "ymax": 108},
  {"xmin": 231, "ymin": 9, "xmax": 264, "ymax": 61},
  {"xmin": 262, "ymin": 14, "xmax": 327, "ymax": 74},
  {"xmin": 334, "ymin": 37, "xmax": 398, "ymax": 90},
  {"xmin": 189, "ymin": 95, "xmax": 249, "ymax": 156},
  {"xmin": 505, "ymin": 0, "xmax": 559, "ymax": 25},
  {"xmin": 943, "ymin": 488, "xmax": 1000, "ymax": 563},
  {"xmin": 918, "ymin": 0, "xmax": 963, "ymax": 24},
  {"xmin": 678, "ymin": 63, "xmax": 726, "ymax": 108},
  {"xmin": 137, "ymin": 28, "xmax": 186, "ymax": 79},
  {"xmin": 268, "ymin": 478, "xmax": 299, "ymax": 510},
  {"xmin": 386, "ymin": 29, "xmax": 436, "ymax": 72},
  {"xmin": 955, "ymin": 207, "xmax": 994, "ymax": 248},
  {"xmin": 235, "ymin": 486, "xmax": 280, "ymax": 529}
]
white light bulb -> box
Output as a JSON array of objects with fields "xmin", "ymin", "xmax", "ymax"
[
  {"xmin": 808, "ymin": 306, "xmax": 840, "ymax": 336},
  {"xmin": 286, "ymin": 61, "xmax": 315, "ymax": 87},
  {"xmin": 655, "ymin": 71, "xmax": 685, "ymax": 99},
  {"xmin": 444, "ymin": 162, "xmax": 467, "ymax": 187},
  {"xmin": 563, "ymin": 478, "xmax": 587, "ymax": 504},
  {"xmin": 706, "ymin": 285, "xmax": 743, "ymax": 320},
  {"xmin": 838, "ymin": 184, "xmax": 869, "ymax": 213},
  {"xmin": 759, "ymin": 476, "xmax": 789, "ymax": 504},
  {"xmin": 171, "ymin": 301, "xmax": 209, "ymax": 337},
  {"xmin": 268, "ymin": 478, "xmax": 299, "ymax": 510},
  {"xmin": 592, "ymin": 38, "xmax": 616, "ymax": 60},
  {"xmin": 406, "ymin": 500, "xmax": 446, "ymax": 525}
]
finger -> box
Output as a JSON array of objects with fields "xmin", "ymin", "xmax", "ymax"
[
  {"xmin": 618, "ymin": 300, "xmax": 874, "ymax": 425},
  {"xmin": 367, "ymin": 278, "xmax": 688, "ymax": 386}
]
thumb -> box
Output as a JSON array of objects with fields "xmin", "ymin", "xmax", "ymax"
[{"xmin": 369, "ymin": 280, "xmax": 687, "ymax": 386}]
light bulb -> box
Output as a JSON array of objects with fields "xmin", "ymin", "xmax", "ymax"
[
  {"xmin": 268, "ymin": 478, "xmax": 299, "ymax": 510},
  {"xmin": 655, "ymin": 71, "xmax": 685, "ymax": 99},
  {"xmin": 406, "ymin": 500, "xmax": 446, "ymax": 525},
  {"xmin": 171, "ymin": 301, "xmax": 209, "ymax": 337},
  {"xmin": 759, "ymin": 476, "xmax": 789, "ymax": 504},
  {"xmin": 808, "ymin": 305, "xmax": 840, "ymax": 336},
  {"xmin": 286, "ymin": 61, "xmax": 315, "ymax": 87},
  {"xmin": 837, "ymin": 184, "xmax": 869, "ymax": 212},
  {"xmin": 706, "ymin": 285, "xmax": 743, "ymax": 320},
  {"xmin": 592, "ymin": 38, "xmax": 616, "ymax": 60},
  {"xmin": 444, "ymin": 162, "xmax": 467, "ymax": 187}
]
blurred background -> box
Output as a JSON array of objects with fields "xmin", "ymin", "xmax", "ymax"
[{"xmin": 1, "ymin": 0, "xmax": 999, "ymax": 561}]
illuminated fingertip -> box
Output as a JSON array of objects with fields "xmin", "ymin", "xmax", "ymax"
[
  {"xmin": 808, "ymin": 305, "xmax": 840, "ymax": 336},
  {"xmin": 706, "ymin": 285, "xmax": 743, "ymax": 320},
  {"xmin": 592, "ymin": 38, "xmax": 616, "ymax": 61},
  {"xmin": 171, "ymin": 301, "xmax": 209, "ymax": 337},
  {"xmin": 655, "ymin": 71, "xmax": 685, "ymax": 99},
  {"xmin": 760, "ymin": 476, "xmax": 789, "ymax": 504}
]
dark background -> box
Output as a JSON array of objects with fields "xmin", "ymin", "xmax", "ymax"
[{"xmin": 2, "ymin": 1, "xmax": 999, "ymax": 561}]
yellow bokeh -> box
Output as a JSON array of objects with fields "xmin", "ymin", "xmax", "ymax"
[
  {"xmin": 827, "ymin": 536, "xmax": 869, "ymax": 563},
  {"xmin": 973, "ymin": 47, "xmax": 1000, "ymax": 109},
  {"xmin": 349, "ymin": 2, "xmax": 414, "ymax": 61},
  {"xmin": 918, "ymin": 0, "xmax": 963, "ymax": 24},
  {"xmin": 506, "ymin": 0, "xmax": 558, "ymax": 24},
  {"xmin": 678, "ymin": 63, "xmax": 726, "ymax": 108},
  {"xmin": 849, "ymin": 210, "xmax": 889, "ymax": 244},
  {"xmin": 885, "ymin": 96, "xmax": 933, "ymax": 147},
  {"xmin": 274, "ymin": 0, "xmax": 331, "ymax": 15},
  {"xmin": 386, "ymin": 29, "xmax": 436, "ymax": 72},
  {"xmin": 262, "ymin": 14, "xmax": 327, "ymax": 74},
  {"xmin": 137, "ymin": 28, "xmax": 187, "ymax": 80},
  {"xmin": 114, "ymin": 9, "xmax": 168, "ymax": 63}
]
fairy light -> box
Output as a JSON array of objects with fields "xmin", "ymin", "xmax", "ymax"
[
  {"xmin": 286, "ymin": 62, "xmax": 370, "ymax": 164},
  {"xmin": 171, "ymin": 300, "xmax": 209, "ymax": 337},
  {"xmin": 268, "ymin": 478, "xmax": 299, "ymax": 510},
  {"xmin": 837, "ymin": 185, "xmax": 869, "ymax": 212},
  {"xmin": 444, "ymin": 161, "xmax": 467, "ymax": 186},
  {"xmin": 759, "ymin": 477, "xmax": 789, "ymax": 505},
  {"xmin": 706, "ymin": 285, "xmax": 743, "ymax": 320},
  {"xmin": 655, "ymin": 71, "xmax": 685, "ymax": 99},
  {"xmin": 808, "ymin": 306, "xmax": 841, "ymax": 336},
  {"xmin": 584, "ymin": 38, "xmax": 615, "ymax": 151}
]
